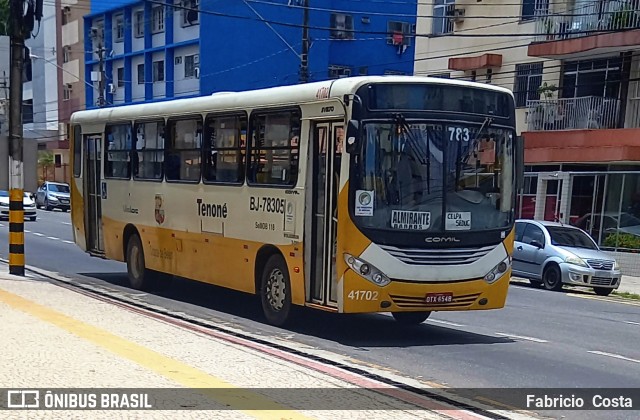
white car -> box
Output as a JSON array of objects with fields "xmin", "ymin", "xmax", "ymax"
[{"xmin": 0, "ymin": 190, "xmax": 37, "ymax": 221}]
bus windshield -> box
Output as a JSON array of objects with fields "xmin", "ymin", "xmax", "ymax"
[{"xmin": 352, "ymin": 121, "xmax": 514, "ymax": 233}]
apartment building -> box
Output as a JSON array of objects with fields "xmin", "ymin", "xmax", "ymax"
[
  {"xmin": 83, "ymin": 0, "xmax": 418, "ymax": 107},
  {"xmin": 415, "ymin": 0, "xmax": 640, "ymax": 254}
]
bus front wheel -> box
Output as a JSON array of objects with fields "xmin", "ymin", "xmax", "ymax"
[
  {"xmin": 260, "ymin": 254, "xmax": 292, "ymax": 327},
  {"xmin": 392, "ymin": 311, "xmax": 431, "ymax": 325},
  {"xmin": 126, "ymin": 234, "xmax": 149, "ymax": 290}
]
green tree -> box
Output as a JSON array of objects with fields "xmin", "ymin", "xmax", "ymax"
[
  {"xmin": 0, "ymin": 0, "xmax": 8, "ymax": 36},
  {"xmin": 38, "ymin": 151, "xmax": 55, "ymax": 183}
]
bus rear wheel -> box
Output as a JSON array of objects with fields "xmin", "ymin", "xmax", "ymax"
[
  {"xmin": 126, "ymin": 234, "xmax": 149, "ymax": 290},
  {"xmin": 260, "ymin": 254, "xmax": 292, "ymax": 327},
  {"xmin": 392, "ymin": 311, "xmax": 431, "ymax": 325}
]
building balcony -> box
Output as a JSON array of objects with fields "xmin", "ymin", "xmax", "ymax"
[
  {"xmin": 525, "ymin": 96, "xmax": 628, "ymax": 131},
  {"xmin": 523, "ymin": 95, "xmax": 640, "ymax": 164},
  {"xmin": 528, "ymin": 1, "xmax": 640, "ymax": 59}
]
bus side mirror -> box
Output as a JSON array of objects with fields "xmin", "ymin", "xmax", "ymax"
[
  {"xmin": 516, "ymin": 135, "xmax": 524, "ymax": 191},
  {"xmin": 345, "ymin": 120, "xmax": 360, "ymax": 155}
]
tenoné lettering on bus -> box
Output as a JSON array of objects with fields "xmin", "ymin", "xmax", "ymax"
[{"xmin": 197, "ymin": 199, "xmax": 228, "ymax": 218}]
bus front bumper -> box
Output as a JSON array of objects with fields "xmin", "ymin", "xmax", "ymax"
[{"xmin": 341, "ymin": 269, "xmax": 511, "ymax": 313}]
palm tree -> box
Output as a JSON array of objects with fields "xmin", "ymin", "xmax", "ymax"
[
  {"xmin": 38, "ymin": 151, "xmax": 54, "ymax": 183},
  {"xmin": 0, "ymin": 0, "xmax": 9, "ymax": 36}
]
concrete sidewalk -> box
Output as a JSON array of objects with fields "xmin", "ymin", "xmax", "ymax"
[{"xmin": 0, "ymin": 269, "xmax": 501, "ymax": 420}]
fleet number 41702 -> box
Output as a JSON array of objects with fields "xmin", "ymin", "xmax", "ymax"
[{"xmin": 347, "ymin": 290, "xmax": 379, "ymax": 301}]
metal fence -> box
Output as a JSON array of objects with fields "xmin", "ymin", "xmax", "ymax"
[
  {"xmin": 535, "ymin": 1, "xmax": 640, "ymax": 42},
  {"xmin": 526, "ymin": 96, "xmax": 621, "ymax": 131}
]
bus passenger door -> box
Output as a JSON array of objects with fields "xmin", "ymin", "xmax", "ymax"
[
  {"xmin": 85, "ymin": 134, "xmax": 104, "ymax": 255},
  {"xmin": 308, "ymin": 121, "xmax": 343, "ymax": 306}
]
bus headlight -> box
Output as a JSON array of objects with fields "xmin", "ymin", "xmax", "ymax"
[
  {"xmin": 484, "ymin": 256, "xmax": 511, "ymax": 284},
  {"xmin": 344, "ymin": 253, "xmax": 391, "ymax": 287}
]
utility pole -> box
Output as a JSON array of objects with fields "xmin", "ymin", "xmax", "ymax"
[
  {"xmin": 299, "ymin": 0, "xmax": 309, "ymax": 84},
  {"xmin": 8, "ymin": 0, "xmax": 42, "ymax": 276},
  {"xmin": 92, "ymin": 28, "xmax": 106, "ymax": 107}
]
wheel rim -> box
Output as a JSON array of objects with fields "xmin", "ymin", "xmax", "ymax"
[
  {"xmin": 130, "ymin": 244, "xmax": 142, "ymax": 279},
  {"xmin": 266, "ymin": 268, "xmax": 286, "ymax": 311},
  {"xmin": 546, "ymin": 269, "xmax": 559, "ymax": 287}
]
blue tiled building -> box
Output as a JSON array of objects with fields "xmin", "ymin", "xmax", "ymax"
[{"xmin": 84, "ymin": 0, "xmax": 417, "ymax": 108}]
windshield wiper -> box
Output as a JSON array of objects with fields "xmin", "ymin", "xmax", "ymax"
[
  {"xmin": 455, "ymin": 117, "xmax": 493, "ymax": 190},
  {"xmin": 393, "ymin": 114, "xmax": 431, "ymax": 194}
]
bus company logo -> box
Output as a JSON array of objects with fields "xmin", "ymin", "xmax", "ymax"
[
  {"xmin": 155, "ymin": 195, "xmax": 165, "ymax": 225},
  {"xmin": 7, "ymin": 390, "xmax": 40, "ymax": 408}
]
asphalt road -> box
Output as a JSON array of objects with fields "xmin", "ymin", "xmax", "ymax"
[{"xmin": 1, "ymin": 209, "xmax": 639, "ymax": 419}]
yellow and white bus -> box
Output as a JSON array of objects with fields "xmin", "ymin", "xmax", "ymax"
[{"xmin": 70, "ymin": 76, "xmax": 522, "ymax": 326}]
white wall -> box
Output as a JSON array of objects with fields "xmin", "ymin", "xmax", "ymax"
[{"xmin": 173, "ymin": 12, "xmax": 200, "ymax": 44}]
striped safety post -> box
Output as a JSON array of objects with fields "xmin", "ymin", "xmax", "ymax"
[{"xmin": 9, "ymin": 188, "xmax": 25, "ymax": 276}]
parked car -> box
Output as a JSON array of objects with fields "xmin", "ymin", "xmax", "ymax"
[
  {"xmin": 513, "ymin": 219, "xmax": 621, "ymax": 296},
  {"xmin": 0, "ymin": 190, "xmax": 37, "ymax": 221},
  {"xmin": 572, "ymin": 212, "xmax": 640, "ymax": 239},
  {"xmin": 35, "ymin": 181, "xmax": 71, "ymax": 211}
]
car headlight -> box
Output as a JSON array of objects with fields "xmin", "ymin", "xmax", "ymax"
[
  {"xmin": 565, "ymin": 255, "xmax": 588, "ymax": 268},
  {"xmin": 0, "ymin": 202, "xmax": 8, "ymax": 207},
  {"xmin": 48, "ymin": 196, "xmax": 59, "ymax": 201},
  {"xmin": 344, "ymin": 253, "xmax": 391, "ymax": 287},
  {"xmin": 484, "ymin": 256, "xmax": 511, "ymax": 284}
]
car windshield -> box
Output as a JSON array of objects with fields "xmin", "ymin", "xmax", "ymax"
[
  {"xmin": 547, "ymin": 226, "xmax": 598, "ymax": 250},
  {"xmin": 48, "ymin": 184, "xmax": 70, "ymax": 193},
  {"xmin": 352, "ymin": 121, "xmax": 514, "ymax": 232}
]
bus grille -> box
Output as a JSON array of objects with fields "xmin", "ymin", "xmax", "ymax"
[
  {"xmin": 379, "ymin": 244, "xmax": 495, "ymax": 265},
  {"xmin": 389, "ymin": 293, "xmax": 481, "ymax": 309},
  {"xmin": 586, "ymin": 259, "xmax": 614, "ymax": 270}
]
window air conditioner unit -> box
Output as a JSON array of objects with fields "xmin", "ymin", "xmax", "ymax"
[
  {"xmin": 175, "ymin": 56, "xmax": 182, "ymax": 65},
  {"xmin": 445, "ymin": 5, "xmax": 465, "ymax": 23},
  {"xmin": 194, "ymin": 67, "xmax": 200, "ymax": 79},
  {"xmin": 108, "ymin": 83, "xmax": 116, "ymax": 94}
]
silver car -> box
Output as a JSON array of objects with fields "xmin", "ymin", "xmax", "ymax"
[{"xmin": 513, "ymin": 220, "xmax": 621, "ymax": 296}]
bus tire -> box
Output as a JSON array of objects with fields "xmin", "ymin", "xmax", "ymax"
[
  {"xmin": 260, "ymin": 254, "xmax": 292, "ymax": 327},
  {"xmin": 392, "ymin": 311, "xmax": 431, "ymax": 325},
  {"xmin": 126, "ymin": 234, "xmax": 149, "ymax": 290}
]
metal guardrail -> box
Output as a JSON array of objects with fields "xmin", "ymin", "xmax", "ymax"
[
  {"xmin": 526, "ymin": 96, "xmax": 621, "ymax": 131},
  {"xmin": 534, "ymin": 1, "xmax": 640, "ymax": 42}
]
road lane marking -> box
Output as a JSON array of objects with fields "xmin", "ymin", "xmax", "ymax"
[
  {"xmin": 0, "ymin": 287, "xmax": 313, "ymax": 420},
  {"xmin": 588, "ymin": 350, "xmax": 640, "ymax": 364},
  {"xmin": 24, "ymin": 230, "xmax": 30, "ymax": 233},
  {"xmin": 63, "ymin": 240, "xmax": 75, "ymax": 244},
  {"xmin": 494, "ymin": 332, "xmax": 548, "ymax": 343},
  {"xmin": 33, "ymin": 233, "xmax": 44, "ymax": 237},
  {"xmin": 624, "ymin": 321, "xmax": 640, "ymax": 326},
  {"xmin": 62, "ymin": 222, "xmax": 72, "ymax": 225},
  {"xmin": 568, "ymin": 293, "xmax": 640, "ymax": 307},
  {"xmin": 47, "ymin": 236, "xmax": 60, "ymax": 240},
  {"xmin": 430, "ymin": 319, "xmax": 465, "ymax": 327}
]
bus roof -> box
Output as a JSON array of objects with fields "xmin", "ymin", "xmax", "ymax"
[{"xmin": 71, "ymin": 76, "xmax": 514, "ymax": 124}]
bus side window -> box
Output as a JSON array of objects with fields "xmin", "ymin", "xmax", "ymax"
[{"xmin": 203, "ymin": 113, "xmax": 247, "ymax": 184}]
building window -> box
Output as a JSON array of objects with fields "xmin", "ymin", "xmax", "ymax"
[
  {"xmin": 91, "ymin": 18, "xmax": 105, "ymax": 48},
  {"xmin": 522, "ymin": 0, "xmax": 549, "ymax": 21},
  {"xmin": 328, "ymin": 65, "xmax": 351, "ymax": 79},
  {"xmin": 387, "ymin": 21, "xmax": 412, "ymax": 46},
  {"xmin": 63, "ymin": 84, "xmax": 72, "ymax": 100},
  {"xmin": 152, "ymin": 6, "xmax": 164, "ymax": 34},
  {"xmin": 62, "ymin": 46, "xmax": 71, "ymax": 63},
  {"xmin": 137, "ymin": 64, "xmax": 144, "ymax": 84},
  {"xmin": 165, "ymin": 118, "xmax": 203, "ymax": 182},
  {"xmin": 22, "ymin": 99, "xmax": 33, "ymax": 124},
  {"xmin": 61, "ymin": 7, "xmax": 71, "ymax": 25},
  {"xmin": 181, "ymin": 0, "xmax": 200, "ymax": 27},
  {"xmin": 514, "ymin": 62, "xmax": 543, "ymax": 107},
  {"xmin": 184, "ymin": 54, "xmax": 199, "ymax": 78},
  {"xmin": 433, "ymin": 0, "xmax": 455, "ymax": 35},
  {"xmin": 330, "ymin": 13, "xmax": 354, "ymax": 39},
  {"xmin": 54, "ymin": 154, "xmax": 62, "ymax": 168},
  {"xmin": 134, "ymin": 10, "xmax": 144, "ymax": 38},
  {"xmin": 105, "ymin": 124, "xmax": 132, "ymax": 179},
  {"xmin": 114, "ymin": 13, "xmax": 124, "ymax": 42},
  {"xmin": 562, "ymin": 57, "xmax": 622, "ymax": 99},
  {"xmin": 486, "ymin": 68, "xmax": 493, "ymax": 83},
  {"xmin": 153, "ymin": 60, "xmax": 164, "ymax": 82},
  {"xmin": 117, "ymin": 67, "xmax": 124, "ymax": 87},
  {"xmin": 249, "ymin": 110, "xmax": 300, "ymax": 186},
  {"xmin": 203, "ymin": 113, "xmax": 247, "ymax": 184},
  {"xmin": 133, "ymin": 121, "xmax": 165, "ymax": 180}
]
